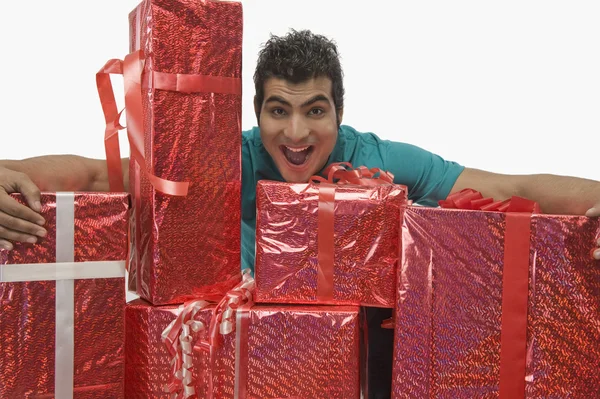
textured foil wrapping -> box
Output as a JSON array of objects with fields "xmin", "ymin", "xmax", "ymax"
[
  {"xmin": 0, "ymin": 193, "xmax": 129, "ymax": 398},
  {"xmin": 127, "ymin": 0, "xmax": 243, "ymax": 305},
  {"xmin": 125, "ymin": 302, "xmax": 364, "ymax": 398},
  {"xmin": 213, "ymin": 305, "xmax": 364, "ymax": 399},
  {"xmin": 392, "ymin": 206, "xmax": 600, "ymax": 398},
  {"xmin": 255, "ymin": 180, "xmax": 407, "ymax": 307},
  {"xmin": 125, "ymin": 299, "xmax": 214, "ymax": 399}
]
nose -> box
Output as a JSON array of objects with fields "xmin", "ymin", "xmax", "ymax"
[{"xmin": 283, "ymin": 115, "xmax": 310, "ymax": 143}]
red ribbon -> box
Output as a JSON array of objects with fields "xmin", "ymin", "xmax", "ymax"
[
  {"xmin": 95, "ymin": 50, "xmax": 242, "ymax": 195},
  {"xmin": 440, "ymin": 188, "xmax": 539, "ymax": 398},
  {"xmin": 309, "ymin": 162, "xmax": 397, "ymax": 302},
  {"xmin": 439, "ymin": 188, "xmax": 540, "ymax": 213}
]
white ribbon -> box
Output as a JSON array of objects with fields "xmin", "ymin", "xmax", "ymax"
[
  {"xmin": 162, "ymin": 300, "xmax": 211, "ymax": 399},
  {"xmin": 55, "ymin": 192, "xmax": 76, "ymax": 399},
  {"xmin": 0, "ymin": 260, "xmax": 125, "ymax": 282},
  {"xmin": 1, "ymin": 192, "xmax": 126, "ymax": 399}
]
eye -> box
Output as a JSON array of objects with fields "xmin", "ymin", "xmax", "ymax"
[
  {"xmin": 271, "ymin": 108, "xmax": 286, "ymax": 116},
  {"xmin": 309, "ymin": 108, "xmax": 324, "ymax": 116}
]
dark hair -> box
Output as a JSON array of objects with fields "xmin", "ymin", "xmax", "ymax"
[{"xmin": 253, "ymin": 29, "xmax": 345, "ymax": 126}]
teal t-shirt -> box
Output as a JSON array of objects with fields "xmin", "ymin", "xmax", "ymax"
[{"xmin": 241, "ymin": 124, "xmax": 464, "ymax": 272}]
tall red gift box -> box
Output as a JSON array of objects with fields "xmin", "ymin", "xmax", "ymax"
[
  {"xmin": 98, "ymin": 0, "xmax": 244, "ymax": 305},
  {"xmin": 392, "ymin": 204, "xmax": 600, "ymax": 398},
  {"xmin": 0, "ymin": 192, "xmax": 129, "ymax": 398},
  {"xmin": 255, "ymin": 168, "xmax": 407, "ymax": 308},
  {"xmin": 125, "ymin": 298, "xmax": 365, "ymax": 398}
]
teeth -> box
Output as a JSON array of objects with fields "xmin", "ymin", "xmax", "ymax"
[{"xmin": 285, "ymin": 146, "xmax": 310, "ymax": 153}]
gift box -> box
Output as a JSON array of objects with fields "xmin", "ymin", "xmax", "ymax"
[
  {"xmin": 127, "ymin": 272, "xmax": 366, "ymax": 398},
  {"xmin": 392, "ymin": 197, "xmax": 600, "ymax": 398},
  {"xmin": 0, "ymin": 192, "xmax": 129, "ymax": 398},
  {"xmin": 255, "ymin": 163, "xmax": 408, "ymax": 308},
  {"xmin": 97, "ymin": 0, "xmax": 244, "ymax": 305},
  {"xmin": 125, "ymin": 299, "xmax": 215, "ymax": 399},
  {"xmin": 209, "ymin": 304, "xmax": 365, "ymax": 398}
]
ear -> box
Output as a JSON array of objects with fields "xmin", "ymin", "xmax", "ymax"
[
  {"xmin": 337, "ymin": 107, "xmax": 344, "ymax": 126},
  {"xmin": 254, "ymin": 95, "xmax": 261, "ymax": 117},
  {"xmin": 254, "ymin": 95, "xmax": 261, "ymax": 125}
]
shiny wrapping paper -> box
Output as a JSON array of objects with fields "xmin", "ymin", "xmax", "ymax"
[
  {"xmin": 212, "ymin": 304, "xmax": 364, "ymax": 399},
  {"xmin": 255, "ymin": 179, "xmax": 407, "ymax": 307},
  {"xmin": 126, "ymin": 0, "xmax": 243, "ymax": 304},
  {"xmin": 126, "ymin": 301, "xmax": 364, "ymax": 398},
  {"xmin": 0, "ymin": 193, "xmax": 129, "ymax": 398},
  {"xmin": 125, "ymin": 299, "xmax": 215, "ymax": 399},
  {"xmin": 392, "ymin": 206, "xmax": 600, "ymax": 398}
]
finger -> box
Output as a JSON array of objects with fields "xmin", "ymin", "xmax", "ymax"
[
  {"xmin": 0, "ymin": 239, "xmax": 13, "ymax": 251},
  {"xmin": 0, "ymin": 225, "xmax": 39, "ymax": 244},
  {"xmin": 0, "ymin": 211, "xmax": 47, "ymax": 238},
  {"xmin": 0, "ymin": 194, "xmax": 45, "ymax": 226},
  {"xmin": 585, "ymin": 207, "xmax": 600, "ymax": 217},
  {"xmin": 594, "ymin": 249, "xmax": 600, "ymax": 260},
  {"xmin": 14, "ymin": 176, "xmax": 42, "ymax": 212}
]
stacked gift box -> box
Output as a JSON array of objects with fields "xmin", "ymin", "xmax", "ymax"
[
  {"xmin": 2, "ymin": 0, "xmax": 600, "ymax": 398},
  {"xmin": 0, "ymin": 193, "xmax": 130, "ymax": 397}
]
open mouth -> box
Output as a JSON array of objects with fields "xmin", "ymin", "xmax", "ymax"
[{"xmin": 280, "ymin": 145, "xmax": 314, "ymax": 167}]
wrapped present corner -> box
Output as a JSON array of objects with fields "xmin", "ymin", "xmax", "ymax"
[
  {"xmin": 97, "ymin": 0, "xmax": 244, "ymax": 305},
  {"xmin": 392, "ymin": 189, "xmax": 600, "ymax": 398},
  {"xmin": 255, "ymin": 162, "xmax": 408, "ymax": 308},
  {"xmin": 126, "ymin": 270, "xmax": 366, "ymax": 398},
  {"xmin": 0, "ymin": 192, "xmax": 129, "ymax": 398}
]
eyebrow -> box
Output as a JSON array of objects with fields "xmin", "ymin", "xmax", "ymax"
[{"xmin": 264, "ymin": 94, "xmax": 331, "ymax": 108}]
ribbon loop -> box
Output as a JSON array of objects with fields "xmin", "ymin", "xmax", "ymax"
[
  {"xmin": 439, "ymin": 188, "xmax": 541, "ymax": 214},
  {"xmin": 96, "ymin": 50, "xmax": 191, "ymax": 196},
  {"xmin": 310, "ymin": 162, "xmax": 395, "ymax": 186},
  {"xmin": 161, "ymin": 299, "xmax": 211, "ymax": 399},
  {"xmin": 162, "ymin": 269, "xmax": 255, "ymax": 399}
]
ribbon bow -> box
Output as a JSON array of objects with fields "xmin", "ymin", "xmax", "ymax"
[
  {"xmin": 310, "ymin": 162, "xmax": 395, "ymax": 186},
  {"xmin": 206, "ymin": 268, "xmax": 255, "ymax": 346},
  {"xmin": 439, "ymin": 188, "xmax": 541, "ymax": 213},
  {"xmin": 161, "ymin": 269, "xmax": 255, "ymax": 399},
  {"xmin": 162, "ymin": 299, "xmax": 212, "ymax": 398}
]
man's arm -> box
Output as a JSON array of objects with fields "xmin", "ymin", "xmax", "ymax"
[
  {"xmin": 0, "ymin": 155, "xmax": 129, "ymax": 192},
  {"xmin": 450, "ymin": 167, "xmax": 600, "ymax": 216},
  {"xmin": 0, "ymin": 155, "xmax": 129, "ymax": 250}
]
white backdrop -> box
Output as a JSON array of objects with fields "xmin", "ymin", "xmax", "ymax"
[{"xmin": 1, "ymin": 0, "xmax": 598, "ymax": 182}]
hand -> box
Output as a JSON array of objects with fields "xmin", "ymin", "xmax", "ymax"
[
  {"xmin": 585, "ymin": 204, "xmax": 600, "ymax": 260},
  {"xmin": 0, "ymin": 166, "xmax": 46, "ymax": 250}
]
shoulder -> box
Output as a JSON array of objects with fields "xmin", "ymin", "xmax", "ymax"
[
  {"xmin": 339, "ymin": 124, "xmax": 414, "ymax": 151},
  {"xmin": 337, "ymin": 124, "xmax": 419, "ymax": 164},
  {"xmin": 339, "ymin": 124, "xmax": 380, "ymax": 145},
  {"xmin": 338, "ymin": 125, "xmax": 464, "ymax": 205},
  {"xmin": 242, "ymin": 126, "xmax": 261, "ymax": 147}
]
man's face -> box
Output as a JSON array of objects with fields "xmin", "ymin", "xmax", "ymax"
[{"xmin": 257, "ymin": 76, "xmax": 341, "ymax": 183}]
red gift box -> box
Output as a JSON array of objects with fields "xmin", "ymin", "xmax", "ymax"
[
  {"xmin": 127, "ymin": 272, "xmax": 366, "ymax": 398},
  {"xmin": 255, "ymin": 163, "xmax": 407, "ymax": 308},
  {"xmin": 125, "ymin": 299, "xmax": 215, "ymax": 399},
  {"xmin": 0, "ymin": 192, "xmax": 129, "ymax": 398},
  {"xmin": 97, "ymin": 0, "xmax": 244, "ymax": 305},
  {"xmin": 392, "ymin": 196, "xmax": 600, "ymax": 398}
]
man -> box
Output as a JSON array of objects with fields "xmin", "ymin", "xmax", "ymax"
[
  {"xmin": 1, "ymin": 30, "xmax": 599, "ymax": 257},
  {"xmin": 1, "ymin": 29, "xmax": 599, "ymax": 397}
]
